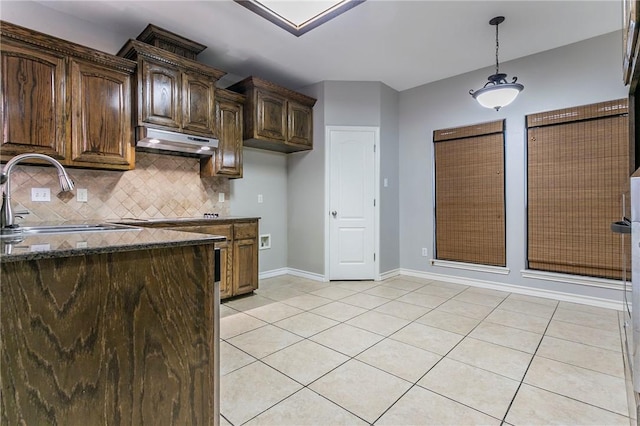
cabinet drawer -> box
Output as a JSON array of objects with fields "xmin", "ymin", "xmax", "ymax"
[{"xmin": 234, "ymin": 222, "xmax": 257, "ymax": 239}]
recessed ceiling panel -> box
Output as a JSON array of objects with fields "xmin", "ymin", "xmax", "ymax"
[{"xmin": 235, "ymin": 0, "xmax": 365, "ymax": 36}]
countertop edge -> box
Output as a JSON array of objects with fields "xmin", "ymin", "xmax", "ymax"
[{"xmin": 1, "ymin": 230, "xmax": 225, "ymax": 263}]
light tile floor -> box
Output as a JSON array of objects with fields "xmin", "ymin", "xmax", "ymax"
[{"xmin": 220, "ymin": 275, "xmax": 632, "ymax": 425}]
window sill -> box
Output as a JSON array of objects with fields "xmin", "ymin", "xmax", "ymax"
[
  {"xmin": 431, "ymin": 259, "xmax": 510, "ymax": 275},
  {"xmin": 520, "ymin": 269, "xmax": 624, "ymax": 291}
]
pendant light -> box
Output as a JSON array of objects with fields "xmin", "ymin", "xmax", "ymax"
[{"xmin": 469, "ymin": 16, "xmax": 523, "ymax": 111}]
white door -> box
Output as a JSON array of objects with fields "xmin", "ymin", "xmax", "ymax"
[{"xmin": 328, "ymin": 127, "xmax": 377, "ymax": 280}]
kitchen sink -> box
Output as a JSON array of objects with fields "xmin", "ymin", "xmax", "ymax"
[{"xmin": 0, "ymin": 223, "xmax": 140, "ymax": 238}]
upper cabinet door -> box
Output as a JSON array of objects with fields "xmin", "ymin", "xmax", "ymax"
[
  {"xmin": 287, "ymin": 101, "xmax": 313, "ymax": 148},
  {"xmin": 182, "ymin": 71, "xmax": 215, "ymax": 136},
  {"xmin": 256, "ymin": 90, "xmax": 286, "ymax": 141},
  {"xmin": 1, "ymin": 42, "xmax": 66, "ymax": 160},
  {"xmin": 140, "ymin": 58, "xmax": 181, "ymax": 129},
  {"xmin": 69, "ymin": 59, "xmax": 134, "ymax": 169},
  {"xmin": 215, "ymin": 97, "xmax": 243, "ymax": 177}
]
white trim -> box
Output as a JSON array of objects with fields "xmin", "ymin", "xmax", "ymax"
[
  {"xmin": 431, "ymin": 259, "xmax": 510, "ymax": 275},
  {"xmin": 287, "ymin": 268, "xmax": 327, "ymax": 282},
  {"xmin": 259, "ymin": 268, "xmax": 624, "ymax": 311},
  {"xmin": 325, "ymin": 125, "xmax": 380, "ymax": 282},
  {"xmin": 379, "ymin": 268, "xmax": 401, "ymax": 281},
  {"xmin": 400, "ymin": 268, "xmax": 623, "ymax": 311},
  {"xmin": 259, "ymin": 268, "xmax": 328, "ymax": 282},
  {"xmin": 258, "ymin": 268, "xmax": 289, "ymax": 280},
  {"xmin": 521, "ymin": 269, "xmax": 624, "ymax": 291}
]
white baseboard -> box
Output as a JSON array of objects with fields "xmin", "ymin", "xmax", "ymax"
[
  {"xmin": 284, "ymin": 268, "xmax": 327, "ymax": 282},
  {"xmin": 259, "ymin": 267, "xmax": 623, "ymax": 312},
  {"xmin": 259, "ymin": 268, "xmax": 289, "ymax": 280},
  {"xmin": 400, "ymin": 268, "xmax": 623, "ymax": 311},
  {"xmin": 379, "ymin": 269, "xmax": 401, "ymax": 281}
]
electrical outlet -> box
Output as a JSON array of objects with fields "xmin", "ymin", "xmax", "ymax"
[
  {"xmin": 259, "ymin": 234, "xmax": 271, "ymax": 250},
  {"xmin": 218, "ymin": 193, "xmax": 225, "ymax": 202},
  {"xmin": 31, "ymin": 188, "xmax": 50, "ymax": 202},
  {"xmin": 258, "ymin": 194, "xmax": 263, "ymax": 203},
  {"xmin": 421, "ymin": 248, "xmax": 428, "ymax": 257},
  {"xmin": 77, "ymin": 188, "xmax": 88, "ymax": 202}
]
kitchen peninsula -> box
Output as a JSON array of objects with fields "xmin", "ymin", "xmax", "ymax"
[{"xmin": 1, "ymin": 227, "xmax": 224, "ymax": 425}]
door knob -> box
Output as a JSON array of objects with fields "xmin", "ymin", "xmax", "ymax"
[{"xmin": 331, "ymin": 211, "xmax": 337, "ymax": 217}]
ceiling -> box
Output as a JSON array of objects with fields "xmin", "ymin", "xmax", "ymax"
[{"xmin": 11, "ymin": 1, "xmax": 624, "ymax": 91}]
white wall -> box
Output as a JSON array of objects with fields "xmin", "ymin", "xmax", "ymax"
[{"xmin": 399, "ymin": 31, "xmax": 628, "ymax": 301}]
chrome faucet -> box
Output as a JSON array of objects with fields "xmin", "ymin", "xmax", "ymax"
[{"xmin": 0, "ymin": 153, "xmax": 74, "ymax": 231}]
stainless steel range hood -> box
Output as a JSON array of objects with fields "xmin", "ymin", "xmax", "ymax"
[{"xmin": 136, "ymin": 127, "xmax": 218, "ymax": 157}]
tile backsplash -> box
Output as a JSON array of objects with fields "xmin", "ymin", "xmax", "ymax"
[{"xmin": 6, "ymin": 152, "xmax": 230, "ymax": 223}]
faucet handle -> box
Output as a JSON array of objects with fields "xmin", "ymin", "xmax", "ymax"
[{"xmin": 14, "ymin": 210, "xmax": 29, "ymax": 219}]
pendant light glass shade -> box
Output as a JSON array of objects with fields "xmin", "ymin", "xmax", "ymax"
[
  {"xmin": 470, "ymin": 16, "xmax": 523, "ymax": 111},
  {"xmin": 471, "ymin": 74, "xmax": 524, "ymax": 111}
]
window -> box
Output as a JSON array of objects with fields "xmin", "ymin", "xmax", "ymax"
[
  {"xmin": 434, "ymin": 120, "xmax": 506, "ymax": 267},
  {"xmin": 526, "ymin": 99, "xmax": 630, "ymax": 280}
]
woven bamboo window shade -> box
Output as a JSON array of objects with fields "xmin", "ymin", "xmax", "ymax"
[
  {"xmin": 526, "ymin": 99, "xmax": 631, "ymax": 280},
  {"xmin": 434, "ymin": 120, "xmax": 506, "ymax": 267}
]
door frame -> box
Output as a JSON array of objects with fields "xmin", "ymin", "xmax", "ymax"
[{"xmin": 324, "ymin": 125, "xmax": 380, "ymax": 281}]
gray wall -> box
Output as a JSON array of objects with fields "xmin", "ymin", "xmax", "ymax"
[
  {"xmin": 288, "ymin": 82, "xmax": 326, "ymax": 275},
  {"xmin": 1, "ymin": 1, "xmax": 127, "ymax": 53},
  {"xmin": 379, "ymin": 84, "xmax": 400, "ymax": 275},
  {"xmin": 399, "ymin": 31, "xmax": 628, "ymax": 301},
  {"xmin": 230, "ymin": 148, "xmax": 288, "ymax": 273},
  {"xmin": 291, "ymin": 81, "xmax": 401, "ymax": 277}
]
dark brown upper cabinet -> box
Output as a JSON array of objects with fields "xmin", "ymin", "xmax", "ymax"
[
  {"xmin": 200, "ymin": 89, "xmax": 245, "ymax": 179},
  {"xmin": 1, "ymin": 21, "xmax": 136, "ymax": 170},
  {"xmin": 228, "ymin": 77, "xmax": 316, "ymax": 153},
  {"xmin": 118, "ymin": 25, "xmax": 225, "ymax": 140}
]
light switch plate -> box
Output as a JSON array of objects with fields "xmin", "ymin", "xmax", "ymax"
[
  {"xmin": 31, "ymin": 188, "xmax": 50, "ymax": 202},
  {"xmin": 258, "ymin": 194, "xmax": 263, "ymax": 203},
  {"xmin": 218, "ymin": 193, "xmax": 225, "ymax": 202}
]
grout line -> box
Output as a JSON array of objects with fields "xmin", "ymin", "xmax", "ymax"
[
  {"xmin": 499, "ymin": 301, "xmax": 558, "ymax": 425},
  {"xmin": 223, "ymin": 275, "xmax": 629, "ymax": 425}
]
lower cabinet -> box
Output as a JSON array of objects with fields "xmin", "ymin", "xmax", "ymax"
[
  {"xmin": 233, "ymin": 223, "xmax": 259, "ymax": 295},
  {"xmin": 165, "ymin": 219, "xmax": 259, "ymax": 299}
]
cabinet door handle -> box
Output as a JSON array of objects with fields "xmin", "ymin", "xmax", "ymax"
[{"xmin": 331, "ymin": 211, "xmax": 337, "ymax": 217}]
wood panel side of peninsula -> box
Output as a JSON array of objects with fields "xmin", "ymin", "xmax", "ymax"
[{"xmin": 1, "ymin": 243, "xmax": 219, "ymax": 425}]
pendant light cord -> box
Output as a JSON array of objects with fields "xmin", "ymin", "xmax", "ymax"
[{"xmin": 495, "ymin": 21, "xmax": 500, "ymax": 75}]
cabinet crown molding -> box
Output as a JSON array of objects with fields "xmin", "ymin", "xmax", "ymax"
[
  {"xmin": 228, "ymin": 76, "xmax": 317, "ymax": 107},
  {"xmin": 117, "ymin": 39, "xmax": 226, "ymax": 80},
  {"xmin": 0, "ymin": 20, "xmax": 136, "ymax": 73},
  {"xmin": 136, "ymin": 24, "xmax": 206, "ymax": 60}
]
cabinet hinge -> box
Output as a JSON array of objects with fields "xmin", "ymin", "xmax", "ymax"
[
  {"xmin": 374, "ymin": 199, "xmax": 376, "ymax": 207},
  {"xmin": 374, "ymin": 145, "xmax": 376, "ymax": 152},
  {"xmin": 374, "ymin": 253, "xmax": 376, "ymax": 261}
]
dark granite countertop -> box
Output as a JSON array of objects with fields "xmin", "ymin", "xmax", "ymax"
[
  {"xmin": 116, "ymin": 216, "xmax": 260, "ymax": 227},
  {"xmin": 0, "ymin": 225, "xmax": 225, "ymax": 263}
]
